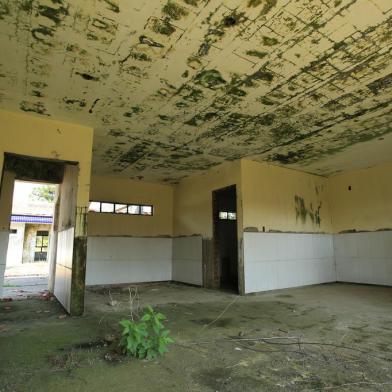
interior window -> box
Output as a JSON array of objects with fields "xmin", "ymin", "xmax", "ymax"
[
  {"xmin": 128, "ymin": 205, "xmax": 140, "ymax": 215},
  {"xmin": 115, "ymin": 204, "xmax": 128, "ymax": 214},
  {"xmin": 101, "ymin": 202, "xmax": 114, "ymax": 213},
  {"xmin": 89, "ymin": 201, "xmax": 101, "ymax": 212},
  {"xmin": 141, "ymin": 205, "xmax": 153, "ymax": 216},
  {"xmin": 219, "ymin": 211, "xmax": 228, "ymax": 219}
]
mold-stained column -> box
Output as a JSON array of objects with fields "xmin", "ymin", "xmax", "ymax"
[
  {"xmin": 70, "ymin": 206, "xmax": 88, "ymax": 316},
  {"xmin": 54, "ymin": 163, "xmax": 88, "ymax": 316}
]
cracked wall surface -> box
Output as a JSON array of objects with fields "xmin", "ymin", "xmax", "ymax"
[{"xmin": 0, "ymin": 0, "xmax": 391, "ymax": 183}]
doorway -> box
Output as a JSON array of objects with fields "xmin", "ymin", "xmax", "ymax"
[
  {"xmin": 4, "ymin": 181, "xmax": 57, "ymax": 298},
  {"xmin": 212, "ymin": 185, "xmax": 238, "ymax": 292},
  {"xmin": 0, "ymin": 153, "xmax": 86, "ymax": 315}
]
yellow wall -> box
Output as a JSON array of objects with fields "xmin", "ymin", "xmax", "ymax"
[
  {"xmin": 173, "ymin": 161, "xmax": 242, "ymax": 238},
  {"xmin": 88, "ymin": 175, "xmax": 173, "ymax": 237},
  {"xmin": 241, "ymin": 160, "xmax": 332, "ymax": 233},
  {"xmin": 0, "ymin": 109, "xmax": 93, "ymax": 207},
  {"xmin": 328, "ymin": 163, "xmax": 392, "ymax": 233}
]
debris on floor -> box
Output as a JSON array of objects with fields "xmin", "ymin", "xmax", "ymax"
[{"xmin": 1, "ymin": 283, "xmax": 392, "ymax": 392}]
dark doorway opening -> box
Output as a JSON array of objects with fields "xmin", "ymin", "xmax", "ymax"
[{"xmin": 212, "ymin": 185, "xmax": 238, "ymax": 293}]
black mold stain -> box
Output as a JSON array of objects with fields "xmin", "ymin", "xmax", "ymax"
[
  {"xmin": 101, "ymin": 0, "xmax": 119, "ymax": 13},
  {"xmin": 20, "ymin": 0, "xmax": 33, "ymax": 13},
  {"xmin": 120, "ymin": 50, "xmax": 152, "ymax": 63},
  {"xmin": 367, "ymin": 73, "xmax": 392, "ymax": 95},
  {"xmin": 31, "ymin": 90, "xmax": 44, "ymax": 97},
  {"xmin": 185, "ymin": 111, "xmax": 218, "ymax": 126},
  {"xmin": 271, "ymin": 123, "xmax": 299, "ymax": 143},
  {"xmin": 90, "ymin": 17, "xmax": 117, "ymax": 39},
  {"xmin": 248, "ymin": 0, "xmax": 277, "ymax": 16},
  {"xmin": 158, "ymin": 114, "xmax": 174, "ymax": 121},
  {"xmin": 75, "ymin": 72, "xmax": 99, "ymax": 81},
  {"xmin": 243, "ymin": 68, "xmax": 274, "ymax": 87},
  {"xmin": 246, "ymin": 50, "xmax": 268, "ymax": 59},
  {"xmin": 198, "ymin": 41, "xmax": 212, "ymax": 56},
  {"xmin": 20, "ymin": 100, "xmax": 50, "ymax": 116},
  {"xmin": 152, "ymin": 17, "xmax": 176, "ymax": 36},
  {"xmin": 31, "ymin": 81, "xmax": 47, "ymax": 89},
  {"xmin": 176, "ymin": 85, "xmax": 204, "ymax": 108},
  {"xmin": 108, "ymin": 129, "xmax": 126, "ymax": 137},
  {"xmin": 222, "ymin": 11, "xmax": 245, "ymax": 27},
  {"xmin": 31, "ymin": 26, "xmax": 55, "ymax": 45},
  {"xmin": 294, "ymin": 196, "xmax": 321, "ymax": 226},
  {"xmin": 222, "ymin": 10, "xmax": 245, "ymax": 28},
  {"xmin": 196, "ymin": 10, "xmax": 246, "ymax": 57},
  {"xmin": 194, "ymin": 69, "xmax": 226, "ymax": 90},
  {"xmin": 37, "ymin": 3, "xmax": 68, "ymax": 26},
  {"xmin": 63, "ymin": 98, "xmax": 86, "ymax": 108},
  {"xmin": 183, "ymin": 0, "xmax": 198, "ymax": 6},
  {"xmin": 258, "ymin": 96, "xmax": 276, "ymax": 105},
  {"xmin": 162, "ymin": 1, "xmax": 188, "ymax": 20},
  {"xmin": 139, "ymin": 35, "xmax": 164, "ymax": 48},
  {"xmin": 123, "ymin": 106, "xmax": 142, "ymax": 118},
  {"xmin": 262, "ymin": 36, "xmax": 279, "ymax": 46},
  {"xmin": 270, "ymin": 149, "xmax": 308, "ymax": 164},
  {"xmin": 0, "ymin": 1, "xmax": 10, "ymax": 19},
  {"xmin": 119, "ymin": 143, "xmax": 150, "ymax": 165},
  {"xmin": 89, "ymin": 98, "xmax": 100, "ymax": 113}
]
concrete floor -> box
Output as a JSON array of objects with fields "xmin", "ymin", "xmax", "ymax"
[
  {"xmin": 1, "ymin": 283, "xmax": 392, "ymax": 391},
  {"xmin": 3, "ymin": 262, "xmax": 49, "ymax": 299}
]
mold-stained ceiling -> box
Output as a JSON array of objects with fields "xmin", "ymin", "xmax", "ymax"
[{"xmin": 0, "ymin": 0, "xmax": 391, "ymax": 183}]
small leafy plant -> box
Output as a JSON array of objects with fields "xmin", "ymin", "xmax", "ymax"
[{"xmin": 119, "ymin": 306, "xmax": 174, "ymax": 360}]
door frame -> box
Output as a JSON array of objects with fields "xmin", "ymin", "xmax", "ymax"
[{"xmin": 211, "ymin": 184, "xmax": 239, "ymax": 293}]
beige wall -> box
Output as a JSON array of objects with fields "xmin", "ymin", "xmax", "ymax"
[
  {"xmin": 328, "ymin": 163, "xmax": 392, "ymax": 233},
  {"xmin": 88, "ymin": 176, "xmax": 174, "ymax": 237},
  {"xmin": 0, "ymin": 109, "xmax": 94, "ymax": 208},
  {"xmin": 173, "ymin": 161, "xmax": 242, "ymax": 238},
  {"xmin": 241, "ymin": 160, "xmax": 332, "ymax": 233}
]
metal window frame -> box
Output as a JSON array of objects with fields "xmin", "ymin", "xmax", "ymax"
[
  {"xmin": 218, "ymin": 211, "xmax": 237, "ymax": 220},
  {"xmin": 88, "ymin": 201, "xmax": 154, "ymax": 216}
]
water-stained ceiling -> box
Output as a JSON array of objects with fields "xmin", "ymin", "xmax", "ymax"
[{"xmin": 0, "ymin": 0, "xmax": 391, "ymax": 183}]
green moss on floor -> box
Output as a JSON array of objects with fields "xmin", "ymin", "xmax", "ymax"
[{"xmin": 1, "ymin": 283, "xmax": 392, "ymax": 391}]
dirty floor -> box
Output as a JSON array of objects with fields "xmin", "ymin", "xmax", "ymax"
[{"xmin": 1, "ymin": 283, "xmax": 392, "ymax": 392}]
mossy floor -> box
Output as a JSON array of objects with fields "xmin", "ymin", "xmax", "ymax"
[{"xmin": 1, "ymin": 283, "xmax": 392, "ymax": 391}]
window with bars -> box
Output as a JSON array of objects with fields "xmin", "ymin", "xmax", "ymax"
[{"xmin": 34, "ymin": 230, "xmax": 49, "ymax": 261}]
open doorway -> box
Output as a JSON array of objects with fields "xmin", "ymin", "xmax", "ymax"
[
  {"xmin": 212, "ymin": 185, "xmax": 238, "ymax": 292},
  {"xmin": 0, "ymin": 153, "xmax": 86, "ymax": 315},
  {"xmin": 4, "ymin": 181, "xmax": 57, "ymax": 298}
]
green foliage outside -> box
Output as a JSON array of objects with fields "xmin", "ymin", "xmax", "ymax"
[
  {"xmin": 119, "ymin": 306, "xmax": 174, "ymax": 360},
  {"xmin": 30, "ymin": 185, "xmax": 56, "ymax": 203}
]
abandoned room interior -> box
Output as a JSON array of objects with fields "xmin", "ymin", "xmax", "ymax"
[{"xmin": 0, "ymin": 0, "xmax": 392, "ymax": 391}]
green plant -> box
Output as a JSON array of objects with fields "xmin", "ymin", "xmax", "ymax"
[
  {"xmin": 30, "ymin": 185, "xmax": 56, "ymax": 202},
  {"xmin": 119, "ymin": 306, "xmax": 174, "ymax": 360}
]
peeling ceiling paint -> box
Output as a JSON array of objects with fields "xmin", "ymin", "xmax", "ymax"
[{"xmin": 0, "ymin": 0, "xmax": 391, "ymax": 183}]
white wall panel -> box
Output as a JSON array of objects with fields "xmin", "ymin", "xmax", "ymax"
[
  {"xmin": 244, "ymin": 233, "xmax": 336, "ymax": 294},
  {"xmin": 334, "ymin": 231, "xmax": 392, "ymax": 286},
  {"xmin": 86, "ymin": 237, "xmax": 172, "ymax": 285},
  {"xmin": 54, "ymin": 228, "xmax": 74, "ymax": 312},
  {"xmin": 0, "ymin": 231, "xmax": 10, "ymax": 297},
  {"xmin": 172, "ymin": 236, "xmax": 202, "ymax": 286}
]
